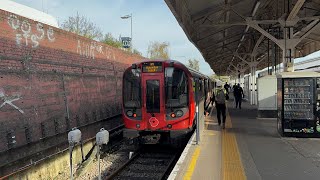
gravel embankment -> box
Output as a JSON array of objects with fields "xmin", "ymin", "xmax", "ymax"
[{"xmin": 54, "ymin": 142, "xmax": 136, "ymax": 180}]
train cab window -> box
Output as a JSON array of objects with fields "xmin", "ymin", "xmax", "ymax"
[
  {"xmin": 165, "ymin": 68, "xmax": 188, "ymax": 108},
  {"xmin": 123, "ymin": 68, "xmax": 141, "ymax": 108}
]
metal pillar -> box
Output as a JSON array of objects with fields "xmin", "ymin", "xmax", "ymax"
[
  {"xmin": 249, "ymin": 57, "xmax": 258, "ymax": 105},
  {"xmin": 282, "ymin": 27, "xmax": 295, "ymax": 72},
  {"xmin": 97, "ymin": 145, "xmax": 101, "ymax": 180},
  {"xmin": 250, "ymin": 67, "xmax": 254, "ymax": 105},
  {"xmin": 240, "ymin": 71, "xmax": 245, "ymax": 88},
  {"xmin": 253, "ymin": 65, "xmax": 257, "ymax": 105},
  {"xmin": 195, "ymin": 79, "xmax": 200, "ymax": 144}
]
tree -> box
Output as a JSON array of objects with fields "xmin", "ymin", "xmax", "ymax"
[
  {"xmin": 187, "ymin": 59, "xmax": 200, "ymax": 71},
  {"xmin": 147, "ymin": 41, "xmax": 170, "ymax": 59},
  {"xmin": 100, "ymin": 33, "xmax": 122, "ymax": 48},
  {"xmin": 132, "ymin": 49, "xmax": 142, "ymax": 56},
  {"xmin": 61, "ymin": 12, "xmax": 103, "ymax": 40}
]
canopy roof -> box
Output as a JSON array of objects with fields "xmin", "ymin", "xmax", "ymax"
[{"xmin": 165, "ymin": 0, "xmax": 320, "ymax": 75}]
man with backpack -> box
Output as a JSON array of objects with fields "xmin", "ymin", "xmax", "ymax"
[{"xmin": 213, "ymin": 81, "xmax": 228, "ymax": 129}]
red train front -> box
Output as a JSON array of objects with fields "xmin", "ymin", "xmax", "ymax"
[{"xmin": 122, "ymin": 60, "xmax": 213, "ymax": 145}]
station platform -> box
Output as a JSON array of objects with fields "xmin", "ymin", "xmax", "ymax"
[{"xmin": 169, "ymin": 97, "xmax": 320, "ymax": 180}]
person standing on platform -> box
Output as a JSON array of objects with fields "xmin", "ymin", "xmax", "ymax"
[
  {"xmin": 232, "ymin": 84, "xmax": 237, "ymax": 106},
  {"xmin": 232, "ymin": 84, "xmax": 237, "ymax": 95},
  {"xmin": 213, "ymin": 81, "xmax": 229, "ymax": 129},
  {"xmin": 224, "ymin": 82, "xmax": 230, "ymax": 94},
  {"xmin": 234, "ymin": 83, "xmax": 244, "ymax": 109}
]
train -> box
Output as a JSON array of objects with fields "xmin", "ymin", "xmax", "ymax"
[{"xmin": 122, "ymin": 60, "xmax": 215, "ymax": 146}]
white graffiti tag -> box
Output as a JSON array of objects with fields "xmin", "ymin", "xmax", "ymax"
[
  {"xmin": 77, "ymin": 40, "xmax": 97, "ymax": 59},
  {"xmin": 0, "ymin": 92, "xmax": 24, "ymax": 114},
  {"xmin": 21, "ymin": 20, "xmax": 31, "ymax": 46},
  {"xmin": 105, "ymin": 46, "xmax": 116, "ymax": 60},
  {"xmin": 96, "ymin": 45, "xmax": 103, "ymax": 54},
  {"xmin": 47, "ymin": 27, "xmax": 55, "ymax": 42},
  {"xmin": 77, "ymin": 40, "xmax": 117, "ymax": 60},
  {"xmin": 7, "ymin": 14, "xmax": 20, "ymax": 30},
  {"xmin": 7, "ymin": 14, "xmax": 55, "ymax": 48}
]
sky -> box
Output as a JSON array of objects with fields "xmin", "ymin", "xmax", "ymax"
[{"xmin": 10, "ymin": 0, "xmax": 215, "ymax": 75}]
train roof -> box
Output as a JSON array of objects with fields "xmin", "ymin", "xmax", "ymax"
[{"xmin": 136, "ymin": 59, "xmax": 212, "ymax": 80}]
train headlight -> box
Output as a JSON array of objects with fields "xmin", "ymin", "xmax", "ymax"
[
  {"xmin": 175, "ymin": 110, "xmax": 183, "ymax": 117},
  {"xmin": 126, "ymin": 110, "xmax": 133, "ymax": 117},
  {"xmin": 170, "ymin": 113, "xmax": 176, "ymax": 118}
]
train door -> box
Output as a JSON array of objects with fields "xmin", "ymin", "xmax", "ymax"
[{"xmin": 142, "ymin": 75, "xmax": 166, "ymax": 130}]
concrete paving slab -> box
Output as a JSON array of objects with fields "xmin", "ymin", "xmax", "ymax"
[{"xmin": 228, "ymin": 98, "xmax": 320, "ymax": 180}]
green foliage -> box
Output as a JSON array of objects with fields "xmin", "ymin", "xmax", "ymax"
[
  {"xmin": 147, "ymin": 41, "xmax": 170, "ymax": 60},
  {"xmin": 187, "ymin": 59, "xmax": 200, "ymax": 71},
  {"xmin": 100, "ymin": 33, "xmax": 122, "ymax": 48}
]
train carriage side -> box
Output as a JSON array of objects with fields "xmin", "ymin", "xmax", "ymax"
[{"xmin": 187, "ymin": 68, "xmax": 214, "ymax": 112}]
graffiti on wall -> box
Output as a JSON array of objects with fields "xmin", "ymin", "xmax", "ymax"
[
  {"xmin": 77, "ymin": 40, "xmax": 116, "ymax": 60},
  {"xmin": 0, "ymin": 89, "xmax": 24, "ymax": 114},
  {"xmin": 77, "ymin": 40, "xmax": 96, "ymax": 59},
  {"xmin": 7, "ymin": 14, "xmax": 55, "ymax": 48}
]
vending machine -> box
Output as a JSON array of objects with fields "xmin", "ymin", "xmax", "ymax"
[{"xmin": 277, "ymin": 72, "xmax": 320, "ymax": 137}]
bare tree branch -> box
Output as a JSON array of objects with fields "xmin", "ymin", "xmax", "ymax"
[
  {"xmin": 187, "ymin": 59, "xmax": 200, "ymax": 71},
  {"xmin": 61, "ymin": 12, "xmax": 103, "ymax": 40}
]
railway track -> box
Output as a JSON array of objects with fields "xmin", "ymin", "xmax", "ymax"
[{"xmin": 107, "ymin": 145, "xmax": 181, "ymax": 180}]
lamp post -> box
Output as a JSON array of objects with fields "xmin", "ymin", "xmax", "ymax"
[{"xmin": 121, "ymin": 13, "xmax": 133, "ymax": 53}]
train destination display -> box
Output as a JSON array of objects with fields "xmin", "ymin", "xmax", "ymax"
[{"xmin": 142, "ymin": 62, "xmax": 163, "ymax": 73}]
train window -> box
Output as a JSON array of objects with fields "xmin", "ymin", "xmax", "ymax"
[
  {"xmin": 199, "ymin": 80, "xmax": 203, "ymax": 99},
  {"xmin": 165, "ymin": 68, "xmax": 188, "ymax": 108},
  {"xmin": 204, "ymin": 79, "xmax": 208, "ymax": 95},
  {"xmin": 146, "ymin": 80, "xmax": 160, "ymax": 113},
  {"xmin": 123, "ymin": 68, "xmax": 141, "ymax": 108}
]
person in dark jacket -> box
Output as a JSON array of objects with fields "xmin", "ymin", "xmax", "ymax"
[
  {"xmin": 213, "ymin": 81, "xmax": 228, "ymax": 129},
  {"xmin": 232, "ymin": 84, "xmax": 237, "ymax": 94},
  {"xmin": 234, "ymin": 83, "xmax": 244, "ymax": 109},
  {"xmin": 224, "ymin": 82, "xmax": 230, "ymax": 94}
]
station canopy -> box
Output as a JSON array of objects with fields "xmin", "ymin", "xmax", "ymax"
[{"xmin": 165, "ymin": 0, "xmax": 320, "ymax": 75}]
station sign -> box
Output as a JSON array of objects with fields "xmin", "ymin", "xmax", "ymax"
[{"xmin": 121, "ymin": 37, "xmax": 131, "ymax": 48}]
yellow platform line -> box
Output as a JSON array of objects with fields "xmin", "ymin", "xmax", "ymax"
[
  {"xmin": 183, "ymin": 146, "xmax": 201, "ymax": 180},
  {"xmin": 222, "ymin": 111, "xmax": 246, "ymax": 180}
]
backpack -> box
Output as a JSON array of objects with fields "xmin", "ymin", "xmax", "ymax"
[{"xmin": 215, "ymin": 89, "xmax": 226, "ymax": 104}]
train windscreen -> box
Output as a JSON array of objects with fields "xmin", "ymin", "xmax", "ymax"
[
  {"xmin": 146, "ymin": 80, "xmax": 160, "ymax": 113},
  {"xmin": 165, "ymin": 68, "xmax": 188, "ymax": 108},
  {"xmin": 123, "ymin": 69, "xmax": 141, "ymax": 108}
]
